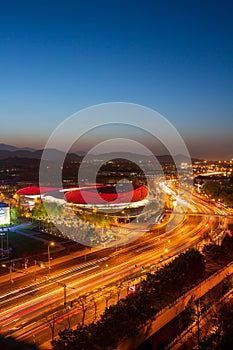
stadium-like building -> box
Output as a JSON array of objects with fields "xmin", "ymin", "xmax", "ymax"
[
  {"xmin": 16, "ymin": 184, "xmax": 150, "ymax": 244},
  {"xmin": 16, "ymin": 184, "xmax": 148, "ymax": 210}
]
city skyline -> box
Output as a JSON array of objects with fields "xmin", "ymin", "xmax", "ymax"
[
  {"xmin": 0, "ymin": 3, "xmax": 233, "ymax": 346},
  {"xmin": 0, "ymin": 0, "xmax": 233, "ymax": 160}
]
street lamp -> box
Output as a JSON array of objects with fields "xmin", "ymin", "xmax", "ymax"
[
  {"xmin": 48, "ymin": 278, "xmax": 75, "ymax": 307},
  {"xmin": 48, "ymin": 241, "xmax": 55, "ymax": 275},
  {"xmin": 101, "ymin": 264, "xmax": 108, "ymax": 277},
  {"xmin": 2, "ymin": 263, "xmax": 13, "ymax": 288}
]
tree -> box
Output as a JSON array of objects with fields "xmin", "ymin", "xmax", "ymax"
[
  {"xmin": 104, "ymin": 290, "xmax": 113, "ymax": 309},
  {"xmin": 43, "ymin": 308, "xmax": 62, "ymax": 342},
  {"xmin": 52, "ymin": 249, "xmax": 207, "ymax": 350},
  {"xmin": 221, "ymin": 234, "xmax": 233, "ymax": 259},
  {"xmin": 202, "ymin": 180, "xmax": 221, "ymax": 199},
  {"xmin": 52, "ymin": 323, "xmax": 101, "ymax": 350},
  {"xmin": 32, "ymin": 201, "xmax": 47, "ymax": 220},
  {"xmin": 90, "ymin": 294, "xmax": 102, "ymax": 322},
  {"xmin": 76, "ymin": 296, "xmax": 89, "ymax": 326},
  {"xmin": 115, "ymin": 282, "xmax": 123, "ymax": 303},
  {"xmin": 217, "ymin": 300, "xmax": 233, "ymax": 349},
  {"xmin": 10, "ymin": 206, "xmax": 18, "ymax": 223}
]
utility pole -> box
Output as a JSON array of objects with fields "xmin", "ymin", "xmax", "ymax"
[
  {"xmin": 48, "ymin": 242, "xmax": 55, "ymax": 275},
  {"xmin": 64, "ymin": 284, "xmax": 67, "ymax": 307},
  {"xmin": 9, "ymin": 264, "xmax": 13, "ymax": 288},
  {"xmin": 48, "ymin": 278, "xmax": 74, "ymax": 307},
  {"xmin": 24, "ymin": 258, "xmax": 28, "ymax": 269}
]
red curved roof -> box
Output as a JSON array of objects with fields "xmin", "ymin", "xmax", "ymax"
[
  {"xmin": 16, "ymin": 184, "xmax": 148, "ymax": 205},
  {"xmin": 65, "ymin": 185, "xmax": 148, "ymax": 205},
  {"xmin": 16, "ymin": 186, "xmax": 60, "ymax": 196}
]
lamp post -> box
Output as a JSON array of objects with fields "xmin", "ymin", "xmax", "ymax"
[
  {"xmin": 2, "ymin": 263, "xmax": 13, "ymax": 288},
  {"xmin": 101, "ymin": 263, "xmax": 108, "ymax": 277},
  {"xmin": 48, "ymin": 278, "xmax": 75, "ymax": 307},
  {"xmin": 34, "ymin": 259, "xmax": 37, "ymax": 281},
  {"xmin": 9, "ymin": 264, "xmax": 12, "ymax": 287},
  {"xmin": 48, "ymin": 242, "xmax": 55, "ymax": 275}
]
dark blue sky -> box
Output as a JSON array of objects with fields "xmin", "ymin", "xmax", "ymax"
[{"xmin": 0, "ymin": 0, "xmax": 232, "ymax": 159}]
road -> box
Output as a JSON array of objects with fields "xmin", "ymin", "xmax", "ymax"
[{"xmin": 0, "ymin": 189, "xmax": 231, "ymax": 349}]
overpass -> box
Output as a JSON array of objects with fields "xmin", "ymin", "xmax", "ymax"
[{"xmin": 195, "ymin": 171, "xmax": 226, "ymax": 177}]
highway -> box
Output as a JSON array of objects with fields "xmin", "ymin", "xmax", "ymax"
[{"xmin": 0, "ymin": 188, "xmax": 231, "ymax": 349}]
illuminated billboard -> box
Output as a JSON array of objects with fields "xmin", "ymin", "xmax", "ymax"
[{"xmin": 0, "ymin": 203, "xmax": 10, "ymax": 226}]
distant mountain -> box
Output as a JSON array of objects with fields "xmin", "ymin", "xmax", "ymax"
[
  {"xmin": 74, "ymin": 151, "xmax": 88, "ymax": 157},
  {"xmin": 0, "ymin": 150, "xmax": 39, "ymax": 160},
  {"xmin": 0, "ymin": 144, "xmax": 82, "ymax": 162},
  {"xmin": 40, "ymin": 148, "xmax": 82, "ymax": 161},
  {"xmin": 0, "ymin": 144, "xmax": 201, "ymax": 163},
  {"xmin": 0, "ymin": 143, "xmax": 35, "ymax": 152},
  {"xmin": 80, "ymin": 152, "xmax": 196, "ymax": 164}
]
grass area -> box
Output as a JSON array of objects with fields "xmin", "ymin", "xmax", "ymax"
[
  {"xmin": 1, "ymin": 225, "xmax": 81, "ymax": 262},
  {"xmin": 17, "ymin": 225, "xmax": 38, "ymax": 233},
  {"xmin": 16, "ymin": 225, "xmax": 66, "ymax": 242},
  {"xmin": 4, "ymin": 231, "xmax": 49, "ymax": 259},
  {"xmin": 33, "ymin": 231, "xmax": 67, "ymax": 242}
]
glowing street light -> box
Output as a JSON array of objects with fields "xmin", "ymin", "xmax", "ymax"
[
  {"xmin": 101, "ymin": 263, "xmax": 109, "ymax": 277},
  {"xmin": 2, "ymin": 263, "xmax": 13, "ymax": 288},
  {"xmin": 48, "ymin": 241, "xmax": 55, "ymax": 275}
]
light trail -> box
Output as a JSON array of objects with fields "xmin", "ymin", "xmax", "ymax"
[{"xmin": 0, "ymin": 188, "xmax": 230, "ymax": 348}]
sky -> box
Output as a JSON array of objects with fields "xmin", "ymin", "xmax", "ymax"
[{"xmin": 0, "ymin": 0, "xmax": 233, "ymax": 160}]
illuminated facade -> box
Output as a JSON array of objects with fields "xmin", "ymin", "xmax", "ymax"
[
  {"xmin": 16, "ymin": 184, "xmax": 148, "ymax": 210},
  {"xmin": 0, "ymin": 202, "xmax": 10, "ymax": 225}
]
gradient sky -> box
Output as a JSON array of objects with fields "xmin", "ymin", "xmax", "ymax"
[{"xmin": 0, "ymin": 0, "xmax": 233, "ymax": 159}]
